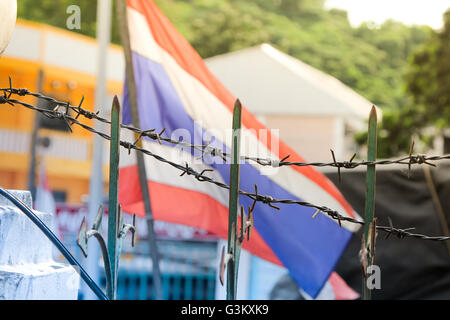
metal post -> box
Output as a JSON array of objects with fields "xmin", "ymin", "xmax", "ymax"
[
  {"xmin": 84, "ymin": 0, "xmax": 112, "ymax": 300},
  {"xmin": 107, "ymin": 97, "xmax": 121, "ymax": 300},
  {"xmin": 115, "ymin": 0, "xmax": 163, "ymax": 300},
  {"xmin": 362, "ymin": 106, "xmax": 378, "ymax": 300},
  {"xmin": 227, "ymin": 101, "xmax": 242, "ymax": 300},
  {"xmin": 27, "ymin": 69, "xmax": 44, "ymax": 200}
]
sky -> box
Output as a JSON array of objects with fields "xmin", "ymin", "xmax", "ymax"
[{"xmin": 325, "ymin": 0, "xmax": 450, "ymax": 29}]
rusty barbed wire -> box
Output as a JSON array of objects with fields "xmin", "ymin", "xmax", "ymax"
[
  {"xmin": 0, "ymin": 82, "xmax": 211, "ymax": 152},
  {"xmin": 1, "ymin": 83, "xmax": 449, "ymax": 242}
]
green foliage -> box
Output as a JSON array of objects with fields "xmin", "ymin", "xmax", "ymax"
[
  {"xmin": 406, "ymin": 10, "xmax": 450, "ymax": 125},
  {"xmin": 17, "ymin": 0, "xmax": 121, "ymax": 44},
  {"xmin": 18, "ymin": 0, "xmax": 97, "ymax": 38},
  {"xmin": 17, "ymin": 0, "xmax": 447, "ymax": 157},
  {"xmin": 361, "ymin": 9, "xmax": 450, "ymax": 157},
  {"xmin": 155, "ymin": 0, "xmax": 431, "ymax": 111},
  {"xmin": 188, "ymin": 1, "xmax": 271, "ymax": 58}
]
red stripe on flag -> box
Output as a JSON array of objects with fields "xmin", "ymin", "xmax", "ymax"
[
  {"xmin": 126, "ymin": 0, "xmax": 354, "ymax": 218},
  {"xmin": 119, "ymin": 165, "xmax": 282, "ymax": 266},
  {"xmin": 329, "ymin": 272, "xmax": 360, "ymax": 300}
]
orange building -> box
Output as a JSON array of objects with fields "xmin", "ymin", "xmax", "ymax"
[{"xmin": 0, "ymin": 20, "xmax": 125, "ymax": 204}]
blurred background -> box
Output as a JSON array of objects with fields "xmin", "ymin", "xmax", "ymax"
[{"xmin": 0, "ymin": 0, "xmax": 449, "ymax": 299}]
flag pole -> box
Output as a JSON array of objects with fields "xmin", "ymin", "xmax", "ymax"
[{"xmin": 115, "ymin": 0, "xmax": 163, "ymax": 300}]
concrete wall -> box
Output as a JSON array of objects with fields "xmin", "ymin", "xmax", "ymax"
[{"xmin": 0, "ymin": 190, "xmax": 79, "ymax": 299}]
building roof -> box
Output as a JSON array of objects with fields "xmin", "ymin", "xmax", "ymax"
[{"xmin": 205, "ymin": 44, "xmax": 378, "ymax": 120}]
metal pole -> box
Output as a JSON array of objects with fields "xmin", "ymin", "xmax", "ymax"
[
  {"xmin": 84, "ymin": 0, "xmax": 112, "ymax": 300},
  {"xmin": 362, "ymin": 106, "xmax": 378, "ymax": 300},
  {"xmin": 27, "ymin": 69, "xmax": 44, "ymax": 200},
  {"xmin": 226, "ymin": 101, "xmax": 242, "ymax": 300},
  {"xmin": 107, "ymin": 97, "xmax": 121, "ymax": 300},
  {"xmin": 115, "ymin": 0, "xmax": 163, "ymax": 300}
]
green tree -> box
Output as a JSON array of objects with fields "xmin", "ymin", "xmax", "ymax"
[
  {"xmin": 188, "ymin": 1, "xmax": 270, "ymax": 58},
  {"xmin": 249, "ymin": 0, "xmax": 326, "ymax": 23},
  {"xmin": 17, "ymin": 0, "xmax": 122, "ymax": 44},
  {"xmin": 18, "ymin": 0, "xmax": 97, "ymax": 37},
  {"xmin": 16, "ymin": 0, "xmax": 442, "ymax": 157},
  {"xmin": 406, "ymin": 10, "xmax": 450, "ymax": 127},
  {"xmin": 357, "ymin": 9, "xmax": 450, "ymax": 157}
]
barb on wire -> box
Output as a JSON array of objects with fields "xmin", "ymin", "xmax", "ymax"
[
  {"xmin": 1, "ymin": 84, "xmax": 450, "ymax": 242},
  {"xmin": 1, "ymin": 83, "xmax": 209, "ymax": 152}
]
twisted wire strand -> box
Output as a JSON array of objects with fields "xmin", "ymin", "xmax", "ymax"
[
  {"xmin": 2, "ymin": 86, "xmax": 449, "ymax": 170},
  {"xmin": 1, "ymin": 86, "xmax": 449, "ymax": 242}
]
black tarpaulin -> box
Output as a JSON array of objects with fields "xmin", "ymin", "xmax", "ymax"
[{"xmin": 325, "ymin": 163, "xmax": 450, "ymax": 299}]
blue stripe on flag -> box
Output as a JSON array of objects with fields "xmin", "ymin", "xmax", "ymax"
[{"xmin": 123, "ymin": 51, "xmax": 352, "ymax": 297}]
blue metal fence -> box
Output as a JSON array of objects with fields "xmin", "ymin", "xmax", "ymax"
[
  {"xmin": 100, "ymin": 239, "xmax": 218, "ymax": 300},
  {"xmin": 111, "ymin": 270, "xmax": 216, "ymax": 300}
]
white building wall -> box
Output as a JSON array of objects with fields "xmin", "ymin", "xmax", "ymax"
[{"xmin": 264, "ymin": 114, "xmax": 342, "ymax": 162}]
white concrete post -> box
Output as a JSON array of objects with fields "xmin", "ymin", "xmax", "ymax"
[{"xmin": 0, "ymin": 190, "xmax": 79, "ymax": 300}]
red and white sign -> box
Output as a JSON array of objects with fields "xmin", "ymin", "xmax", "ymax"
[{"xmin": 55, "ymin": 204, "xmax": 218, "ymax": 241}]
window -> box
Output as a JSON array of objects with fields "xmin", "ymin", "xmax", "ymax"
[
  {"xmin": 444, "ymin": 136, "xmax": 450, "ymax": 154},
  {"xmin": 37, "ymin": 97, "xmax": 72, "ymax": 132},
  {"xmin": 52, "ymin": 190, "xmax": 67, "ymax": 203}
]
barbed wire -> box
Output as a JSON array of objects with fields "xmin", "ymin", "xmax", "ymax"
[
  {"xmin": 2, "ymin": 84, "xmax": 449, "ymax": 173},
  {"xmin": 1, "ymin": 83, "xmax": 449, "ymax": 242}
]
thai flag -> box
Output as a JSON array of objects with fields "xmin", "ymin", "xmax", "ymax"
[{"xmin": 119, "ymin": 0, "xmax": 360, "ymax": 299}]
